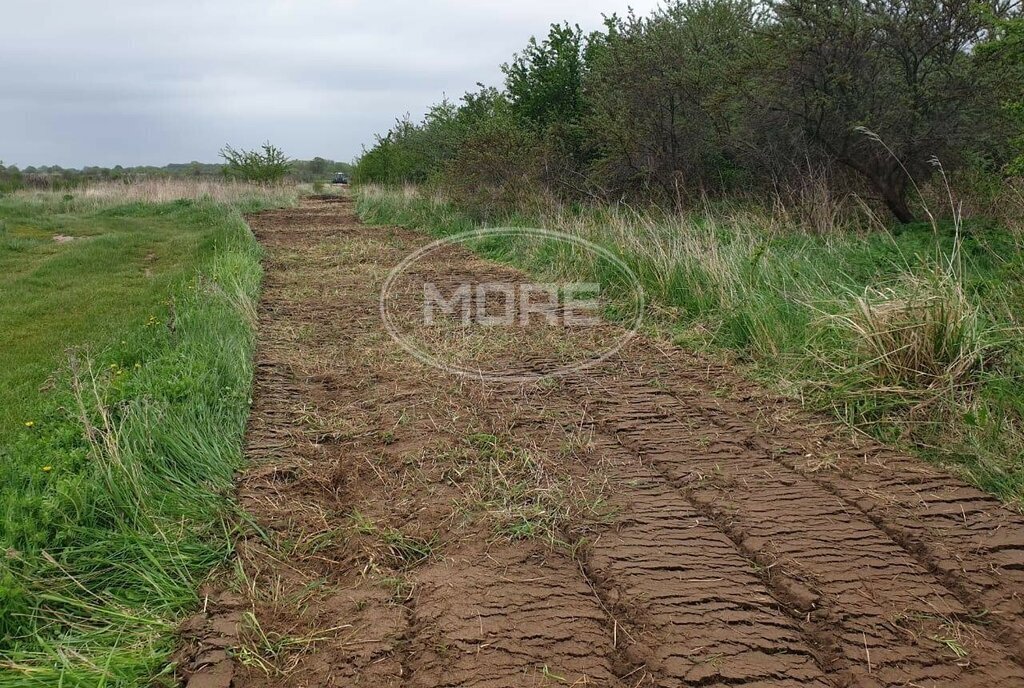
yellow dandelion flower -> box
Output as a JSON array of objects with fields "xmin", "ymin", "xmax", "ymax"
[
  {"xmin": 24, "ymin": 421, "xmax": 35, "ymax": 428},
  {"xmin": 42, "ymin": 466, "xmax": 52, "ymax": 473}
]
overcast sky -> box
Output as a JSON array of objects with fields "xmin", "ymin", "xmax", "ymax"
[{"xmin": 1, "ymin": 1, "xmax": 663, "ymax": 169}]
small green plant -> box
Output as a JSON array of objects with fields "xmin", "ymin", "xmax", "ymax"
[
  {"xmin": 457, "ymin": 432, "xmax": 609, "ymax": 548},
  {"xmin": 237, "ymin": 611, "xmax": 351, "ymax": 676},
  {"xmin": 541, "ymin": 665, "xmax": 569, "ymax": 684},
  {"xmin": 348, "ymin": 512, "xmax": 437, "ymax": 570},
  {"xmin": 378, "ymin": 576, "xmax": 414, "ymax": 602}
]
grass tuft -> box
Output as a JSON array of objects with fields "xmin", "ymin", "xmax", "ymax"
[
  {"xmin": 348, "ymin": 512, "xmax": 438, "ymax": 572},
  {"xmin": 457, "ymin": 433, "xmax": 608, "ymax": 549},
  {"xmin": 834, "ymin": 274, "xmax": 999, "ymax": 390}
]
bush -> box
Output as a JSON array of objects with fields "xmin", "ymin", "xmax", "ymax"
[
  {"xmin": 0, "ymin": 164, "xmax": 24, "ymax": 195},
  {"xmin": 220, "ymin": 142, "xmax": 291, "ymax": 183}
]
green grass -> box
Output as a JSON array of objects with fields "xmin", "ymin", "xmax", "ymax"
[
  {"xmin": 0, "ymin": 188, "xmax": 292, "ymax": 685},
  {"xmin": 356, "ymin": 185, "xmax": 1024, "ymax": 507}
]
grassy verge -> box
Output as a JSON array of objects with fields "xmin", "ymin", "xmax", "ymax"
[
  {"xmin": 0, "ymin": 183, "xmax": 295, "ymax": 685},
  {"xmin": 356, "ymin": 184, "xmax": 1024, "ymax": 508}
]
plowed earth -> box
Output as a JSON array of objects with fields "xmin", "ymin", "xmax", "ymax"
[{"xmin": 177, "ymin": 197, "xmax": 1024, "ymax": 688}]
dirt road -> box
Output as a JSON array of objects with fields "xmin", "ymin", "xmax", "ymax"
[{"xmin": 179, "ymin": 197, "xmax": 1024, "ymax": 687}]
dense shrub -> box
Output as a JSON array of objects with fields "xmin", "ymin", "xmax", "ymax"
[{"xmin": 355, "ymin": 0, "xmax": 1024, "ymax": 225}]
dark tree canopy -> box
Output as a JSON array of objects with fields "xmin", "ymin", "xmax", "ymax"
[{"xmin": 356, "ymin": 0, "xmax": 1024, "ymax": 224}]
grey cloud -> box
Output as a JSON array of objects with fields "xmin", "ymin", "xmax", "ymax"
[{"xmin": 1, "ymin": 0, "xmax": 662, "ymax": 168}]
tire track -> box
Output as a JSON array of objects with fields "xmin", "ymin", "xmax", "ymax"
[
  {"xmin": 452, "ymin": 386, "xmax": 836, "ymax": 688},
  {"xmin": 578, "ymin": 441, "xmax": 833, "ymax": 687},
  {"xmin": 639, "ymin": 358, "xmax": 1024, "ymax": 657},
  {"xmin": 408, "ymin": 544, "xmax": 623, "ymax": 687},
  {"xmin": 568, "ymin": 372, "xmax": 1024, "ymax": 687}
]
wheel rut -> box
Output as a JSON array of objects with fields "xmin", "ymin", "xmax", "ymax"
[
  {"xmin": 174, "ymin": 197, "xmax": 1024, "ymax": 688},
  {"xmin": 562, "ymin": 371, "xmax": 1024, "ymax": 687}
]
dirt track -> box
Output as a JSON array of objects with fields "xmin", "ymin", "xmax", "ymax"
[{"xmin": 178, "ymin": 197, "xmax": 1024, "ymax": 688}]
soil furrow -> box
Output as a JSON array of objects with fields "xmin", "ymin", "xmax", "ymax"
[
  {"xmin": 574, "ymin": 375, "xmax": 1024, "ymax": 687},
  {"xmin": 637, "ymin": 364, "xmax": 1024, "ymax": 657},
  {"xmin": 407, "ymin": 545, "xmax": 622, "ymax": 687},
  {"xmin": 457, "ymin": 389, "xmax": 834, "ymax": 688},
  {"xmin": 575, "ymin": 441, "xmax": 834, "ymax": 687}
]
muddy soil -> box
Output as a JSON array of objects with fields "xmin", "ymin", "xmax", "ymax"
[{"xmin": 176, "ymin": 197, "xmax": 1024, "ymax": 688}]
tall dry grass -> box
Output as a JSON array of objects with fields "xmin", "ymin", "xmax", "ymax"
[{"xmin": 12, "ymin": 178, "xmax": 300, "ymax": 210}]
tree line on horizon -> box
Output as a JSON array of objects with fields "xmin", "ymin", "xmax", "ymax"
[
  {"xmin": 354, "ymin": 0, "xmax": 1024, "ymax": 224},
  {"xmin": 0, "ymin": 155, "xmax": 354, "ymax": 193}
]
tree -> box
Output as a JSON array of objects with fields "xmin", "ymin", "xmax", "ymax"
[
  {"xmin": 976, "ymin": 14, "xmax": 1024, "ymax": 174},
  {"xmin": 503, "ymin": 23, "xmax": 591, "ymax": 193},
  {"xmin": 220, "ymin": 142, "xmax": 291, "ymax": 183},
  {"xmin": 441, "ymin": 87, "xmax": 542, "ymax": 213},
  {"xmin": 0, "ymin": 161, "xmax": 23, "ymax": 194},
  {"xmin": 584, "ymin": 1, "xmax": 764, "ymax": 201},
  {"xmin": 352, "ymin": 115, "xmax": 434, "ymax": 185},
  {"xmin": 504, "ymin": 24, "xmax": 587, "ymax": 136},
  {"xmin": 354, "ymin": 0, "xmax": 1019, "ymax": 225},
  {"xmin": 768, "ymin": 0, "xmax": 1015, "ymax": 222},
  {"xmin": 308, "ymin": 157, "xmax": 329, "ymax": 176}
]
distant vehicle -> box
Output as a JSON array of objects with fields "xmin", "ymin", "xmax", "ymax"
[{"xmin": 332, "ymin": 172, "xmax": 350, "ymax": 185}]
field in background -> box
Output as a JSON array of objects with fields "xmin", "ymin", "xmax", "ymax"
[
  {"xmin": 0, "ymin": 181, "xmax": 294, "ymax": 437},
  {"xmin": 10, "ymin": 178, "xmax": 299, "ymax": 211},
  {"xmin": 356, "ymin": 184, "xmax": 1024, "ymax": 507},
  {"xmin": 0, "ymin": 180, "xmax": 296, "ymax": 686}
]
